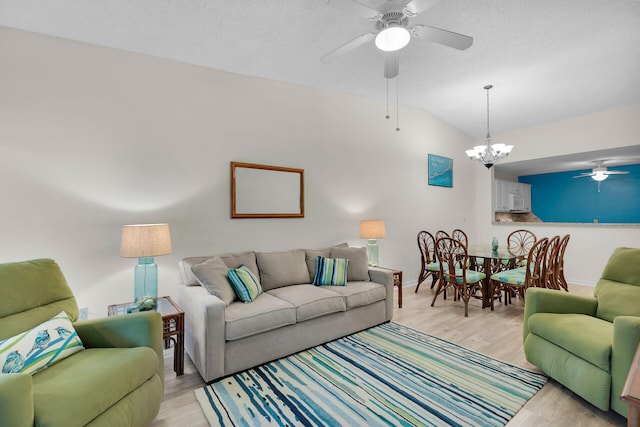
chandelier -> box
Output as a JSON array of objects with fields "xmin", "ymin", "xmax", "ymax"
[{"xmin": 466, "ymin": 84, "xmax": 513, "ymax": 169}]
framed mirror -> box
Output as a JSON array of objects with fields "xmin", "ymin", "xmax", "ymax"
[{"xmin": 231, "ymin": 162, "xmax": 305, "ymax": 218}]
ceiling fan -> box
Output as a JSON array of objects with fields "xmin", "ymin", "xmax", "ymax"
[
  {"xmin": 321, "ymin": 0, "xmax": 473, "ymax": 78},
  {"xmin": 572, "ymin": 161, "xmax": 630, "ymax": 182}
]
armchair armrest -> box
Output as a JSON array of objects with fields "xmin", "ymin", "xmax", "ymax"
[
  {"xmin": 523, "ymin": 288, "xmax": 598, "ymax": 340},
  {"xmin": 178, "ymin": 284, "xmax": 226, "ymax": 382},
  {"xmin": 0, "ymin": 373, "xmax": 33, "ymax": 427},
  {"xmin": 612, "ymin": 316, "xmax": 640, "ymax": 417},
  {"xmin": 368, "ymin": 267, "xmax": 394, "ymax": 321},
  {"xmin": 74, "ymin": 312, "xmax": 164, "ymax": 383}
]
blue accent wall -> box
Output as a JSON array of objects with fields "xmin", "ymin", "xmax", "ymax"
[{"xmin": 518, "ymin": 164, "xmax": 640, "ymax": 223}]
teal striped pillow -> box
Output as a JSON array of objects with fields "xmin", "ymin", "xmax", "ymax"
[
  {"xmin": 0, "ymin": 311, "xmax": 84, "ymax": 375},
  {"xmin": 312, "ymin": 256, "xmax": 349, "ymax": 286},
  {"xmin": 228, "ymin": 264, "xmax": 263, "ymax": 303}
]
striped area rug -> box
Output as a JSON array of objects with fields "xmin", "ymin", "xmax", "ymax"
[{"xmin": 195, "ymin": 322, "xmax": 547, "ymax": 426}]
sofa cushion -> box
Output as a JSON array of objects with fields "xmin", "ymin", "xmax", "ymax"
[
  {"xmin": 321, "ymin": 281, "xmax": 386, "ymax": 309},
  {"xmin": 599, "ymin": 247, "xmax": 640, "ymax": 286},
  {"xmin": 0, "ymin": 258, "xmax": 78, "ymax": 321},
  {"xmin": 220, "ymin": 252, "xmax": 260, "ymax": 278},
  {"xmin": 594, "ymin": 279, "xmax": 640, "ymax": 322},
  {"xmin": 225, "ymin": 293, "xmax": 296, "ymax": 341},
  {"xmin": 330, "ymin": 247, "xmax": 370, "ymax": 282},
  {"xmin": 181, "ymin": 252, "xmax": 259, "ymax": 286},
  {"xmin": 32, "ymin": 346, "xmax": 158, "ymax": 427},
  {"xmin": 0, "ymin": 311, "xmax": 84, "ymax": 375},
  {"xmin": 228, "ymin": 265, "xmax": 263, "ymax": 303},
  {"xmin": 256, "ymin": 249, "xmax": 310, "ymax": 291},
  {"xmin": 191, "ymin": 257, "xmax": 237, "ymax": 306},
  {"xmin": 305, "ymin": 243, "xmax": 348, "ymax": 281},
  {"xmin": 312, "ymin": 257, "xmax": 349, "ymax": 286},
  {"xmin": 527, "ymin": 313, "xmax": 613, "ymax": 371},
  {"xmin": 267, "ymin": 285, "xmax": 346, "ymax": 322}
]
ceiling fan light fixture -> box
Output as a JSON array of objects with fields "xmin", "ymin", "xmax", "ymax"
[
  {"xmin": 375, "ymin": 26, "xmax": 410, "ymax": 52},
  {"xmin": 592, "ymin": 171, "xmax": 608, "ymax": 182}
]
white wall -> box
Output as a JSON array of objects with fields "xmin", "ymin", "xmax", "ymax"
[
  {"xmin": 473, "ymin": 104, "xmax": 640, "ymax": 285},
  {"xmin": 0, "ymin": 27, "xmax": 476, "ymax": 317}
]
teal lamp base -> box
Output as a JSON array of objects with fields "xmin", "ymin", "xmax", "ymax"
[
  {"xmin": 367, "ymin": 239, "xmax": 379, "ymax": 267},
  {"xmin": 134, "ymin": 257, "xmax": 158, "ymax": 311}
]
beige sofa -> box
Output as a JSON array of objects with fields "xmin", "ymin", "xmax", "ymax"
[{"xmin": 178, "ymin": 245, "xmax": 394, "ymax": 383}]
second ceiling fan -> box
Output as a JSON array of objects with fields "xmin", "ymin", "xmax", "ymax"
[{"xmin": 321, "ymin": 0, "xmax": 474, "ymax": 78}]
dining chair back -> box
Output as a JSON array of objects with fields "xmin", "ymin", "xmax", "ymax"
[
  {"xmin": 507, "ymin": 229, "xmax": 537, "ymax": 266},
  {"xmin": 435, "ymin": 230, "xmax": 449, "ymax": 242},
  {"xmin": 451, "ymin": 229, "xmax": 468, "ymax": 248},
  {"xmin": 544, "ymin": 235, "xmax": 561, "ymax": 289},
  {"xmin": 490, "ymin": 237, "xmax": 550, "ymax": 305},
  {"xmin": 415, "ymin": 231, "xmax": 439, "ymax": 292},
  {"xmin": 431, "ymin": 237, "xmax": 487, "ymax": 317},
  {"xmin": 554, "ymin": 234, "xmax": 571, "ymax": 291}
]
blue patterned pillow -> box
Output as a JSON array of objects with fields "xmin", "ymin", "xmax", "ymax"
[
  {"xmin": 0, "ymin": 311, "xmax": 84, "ymax": 375},
  {"xmin": 313, "ymin": 256, "xmax": 349, "ymax": 286},
  {"xmin": 228, "ymin": 264, "xmax": 263, "ymax": 303}
]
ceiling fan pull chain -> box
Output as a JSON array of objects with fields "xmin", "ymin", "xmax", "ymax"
[
  {"xmin": 396, "ymin": 73, "xmax": 400, "ymax": 131},
  {"xmin": 386, "ymin": 74, "xmax": 390, "ymax": 119}
]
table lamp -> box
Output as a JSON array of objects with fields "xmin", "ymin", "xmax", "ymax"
[
  {"xmin": 120, "ymin": 223, "xmax": 172, "ymax": 310},
  {"xmin": 360, "ymin": 220, "xmax": 386, "ymax": 267}
]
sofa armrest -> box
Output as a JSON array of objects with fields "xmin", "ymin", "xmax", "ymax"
[
  {"xmin": 179, "ymin": 284, "xmax": 226, "ymax": 382},
  {"xmin": 612, "ymin": 316, "xmax": 640, "ymax": 417},
  {"xmin": 74, "ymin": 312, "xmax": 164, "ymax": 384},
  {"xmin": 0, "ymin": 373, "xmax": 33, "ymax": 427},
  {"xmin": 523, "ymin": 288, "xmax": 598, "ymax": 341},
  {"xmin": 368, "ymin": 267, "xmax": 394, "ymax": 321}
]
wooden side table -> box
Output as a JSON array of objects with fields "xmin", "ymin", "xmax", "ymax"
[
  {"xmin": 378, "ymin": 267, "xmax": 403, "ymax": 308},
  {"xmin": 622, "ymin": 343, "xmax": 640, "ymax": 427},
  {"xmin": 108, "ymin": 296, "xmax": 184, "ymax": 376}
]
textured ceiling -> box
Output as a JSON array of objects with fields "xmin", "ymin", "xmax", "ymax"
[{"xmin": 1, "ymin": 0, "xmax": 640, "ymax": 138}]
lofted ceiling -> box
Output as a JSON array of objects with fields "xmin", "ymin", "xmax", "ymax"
[{"xmin": 1, "ymin": 0, "xmax": 640, "ymax": 139}]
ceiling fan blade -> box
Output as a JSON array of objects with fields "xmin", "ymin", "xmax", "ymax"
[
  {"xmin": 604, "ymin": 170, "xmax": 630, "ymax": 175},
  {"xmin": 324, "ymin": 0, "xmax": 382, "ymax": 20},
  {"xmin": 321, "ymin": 32, "xmax": 376, "ymax": 63},
  {"xmin": 403, "ymin": 0, "xmax": 439, "ymax": 17},
  {"xmin": 572, "ymin": 174, "xmax": 593, "ymax": 178},
  {"xmin": 410, "ymin": 24, "xmax": 473, "ymax": 50},
  {"xmin": 384, "ymin": 51, "xmax": 399, "ymax": 78}
]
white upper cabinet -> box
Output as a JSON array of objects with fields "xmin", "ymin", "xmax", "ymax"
[{"xmin": 495, "ymin": 179, "xmax": 531, "ymax": 212}]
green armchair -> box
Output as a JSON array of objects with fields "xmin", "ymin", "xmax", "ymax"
[
  {"xmin": 523, "ymin": 247, "xmax": 640, "ymax": 418},
  {"xmin": 0, "ymin": 259, "xmax": 164, "ymax": 426}
]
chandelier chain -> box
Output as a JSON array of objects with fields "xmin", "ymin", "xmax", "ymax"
[{"xmin": 485, "ymin": 84, "xmax": 492, "ymax": 139}]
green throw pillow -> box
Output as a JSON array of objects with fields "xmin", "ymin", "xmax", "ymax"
[
  {"xmin": 228, "ymin": 265, "xmax": 263, "ymax": 303},
  {"xmin": 313, "ymin": 256, "xmax": 349, "ymax": 286},
  {"xmin": 0, "ymin": 311, "xmax": 84, "ymax": 375}
]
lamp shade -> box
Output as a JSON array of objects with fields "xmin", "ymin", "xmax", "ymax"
[
  {"xmin": 120, "ymin": 224, "xmax": 172, "ymax": 258},
  {"xmin": 360, "ymin": 220, "xmax": 386, "ymax": 239}
]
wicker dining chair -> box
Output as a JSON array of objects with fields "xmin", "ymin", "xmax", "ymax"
[
  {"xmin": 490, "ymin": 237, "xmax": 550, "ymax": 305},
  {"xmin": 435, "ymin": 230, "xmax": 449, "ymax": 241},
  {"xmin": 554, "ymin": 234, "xmax": 571, "ymax": 291},
  {"xmin": 451, "ymin": 229, "xmax": 468, "ymax": 248},
  {"xmin": 431, "ymin": 237, "xmax": 486, "ymax": 316},
  {"xmin": 415, "ymin": 231, "xmax": 439, "ymax": 292},
  {"xmin": 543, "ymin": 235, "xmax": 561, "ymax": 289},
  {"xmin": 507, "ymin": 229, "xmax": 537, "ymax": 266}
]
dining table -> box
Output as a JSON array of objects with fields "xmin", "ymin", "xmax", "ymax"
[{"xmin": 465, "ymin": 244, "xmax": 526, "ymax": 308}]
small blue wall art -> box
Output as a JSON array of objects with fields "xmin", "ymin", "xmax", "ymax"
[{"xmin": 428, "ymin": 154, "xmax": 453, "ymax": 188}]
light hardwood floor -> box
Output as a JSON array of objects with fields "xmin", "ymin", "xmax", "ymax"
[{"xmin": 150, "ymin": 283, "xmax": 627, "ymax": 427}]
